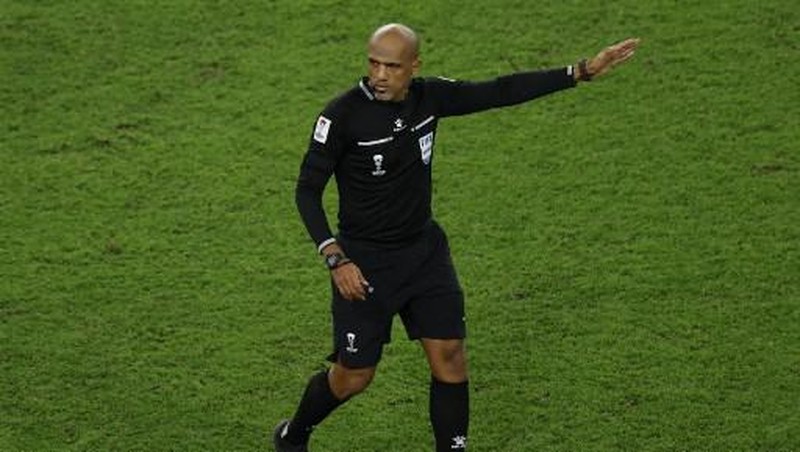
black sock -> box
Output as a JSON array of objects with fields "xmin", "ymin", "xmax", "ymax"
[
  {"xmin": 430, "ymin": 377, "xmax": 469, "ymax": 451},
  {"xmin": 284, "ymin": 369, "xmax": 346, "ymax": 445}
]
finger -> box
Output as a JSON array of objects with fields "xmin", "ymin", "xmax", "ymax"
[
  {"xmin": 617, "ymin": 37, "xmax": 641, "ymax": 48},
  {"xmin": 347, "ymin": 266, "xmax": 370, "ymax": 297},
  {"xmin": 608, "ymin": 45, "xmax": 637, "ymax": 65},
  {"xmin": 333, "ymin": 270, "xmax": 357, "ymax": 301},
  {"xmin": 334, "ymin": 264, "xmax": 369, "ymax": 301},
  {"xmin": 336, "ymin": 279, "xmax": 355, "ymax": 301},
  {"xmin": 620, "ymin": 40, "xmax": 640, "ymax": 56},
  {"xmin": 621, "ymin": 42, "xmax": 638, "ymax": 53},
  {"xmin": 351, "ymin": 278, "xmax": 366, "ymax": 300},
  {"xmin": 338, "ymin": 285, "xmax": 355, "ymax": 301},
  {"xmin": 344, "ymin": 282, "xmax": 364, "ymax": 301},
  {"xmin": 356, "ymin": 270, "xmax": 372, "ymax": 293},
  {"xmin": 344, "ymin": 270, "xmax": 366, "ymax": 301},
  {"xmin": 362, "ymin": 280, "xmax": 374, "ymax": 294},
  {"xmin": 610, "ymin": 39, "xmax": 638, "ymax": 57},
  {"xmin": 615, "ymin": 47, "xmax": 637, "ymax": 64},
  {"xmin": 619, "ymin": 51, "xmax": 636, "ymax": 63}
]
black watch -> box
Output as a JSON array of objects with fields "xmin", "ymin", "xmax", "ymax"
[{"xmin": 324, "ymin": 252, "xmax": 351, "ymax": 270}]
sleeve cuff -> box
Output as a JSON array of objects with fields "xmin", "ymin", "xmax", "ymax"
[{"xmin": 317, "ymin": 237, "xmax": 337, "ymax": 254}]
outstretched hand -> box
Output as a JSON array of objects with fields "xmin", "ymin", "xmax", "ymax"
[{"xmin": 587, "ymin": 38, "xmax": 641, "ymax": 79}]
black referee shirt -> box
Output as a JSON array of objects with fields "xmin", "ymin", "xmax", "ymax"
[{"xmin": 296, "ymin": 68, "xmax": 576, "ymax": 250}]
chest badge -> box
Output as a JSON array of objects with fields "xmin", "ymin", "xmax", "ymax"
[
  {"xmin": 419, "ymin": 132, "xmax": 434, "ymax": 165},
  {"xmin": 371, "ymin": 154, "xmax": 386, "ymax": 176},
  {"xmin": 393, "ymin": 118, "xmax": 406, "ymax": 132}
]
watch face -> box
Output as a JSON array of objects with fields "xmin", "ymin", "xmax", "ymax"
[{"xmin": 326, "ymin": 253, "xmax": 341, "ymax": 268}]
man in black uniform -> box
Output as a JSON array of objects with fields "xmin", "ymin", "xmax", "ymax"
[{"xmin": 274, "ymin": 23, "xmax": 639, "ymax": 451}]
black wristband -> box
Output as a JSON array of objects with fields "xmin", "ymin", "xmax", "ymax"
[{"xmin": 578, "ymin": 59, "xmax": 593, "ymax": 81}]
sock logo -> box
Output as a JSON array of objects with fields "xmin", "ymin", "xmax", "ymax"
[
  {"xmin": 345, "ymin": 332, "xmax": 359, "ymax": 353},
  {"xmin": 451, "ymin": 435, "xmax": 467, "ymax": 449}
]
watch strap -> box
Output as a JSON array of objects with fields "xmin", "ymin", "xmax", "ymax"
[
  {"xmin": 578, "ymin": 58, "xmax": 593, "ymax": 82},
  {"xmin": 324, "ymin": 252, "xmax": 352, "ymax": 270}
]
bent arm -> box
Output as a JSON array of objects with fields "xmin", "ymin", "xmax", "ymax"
[
  {"xmin": 296, "ymin": 143, "xmax": 372, "ymax": 301},
  {"xmin": 296, "ymin": 111, "xmax": 344, "ymax": 253},
  {"xmin": 295, "ymin": 151, "xmax": 336, "ymax": 253}
]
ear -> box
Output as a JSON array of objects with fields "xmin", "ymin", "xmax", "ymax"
[{"xmin": 411, "ymin": 58, "xmax": 421, "ymax": 76}]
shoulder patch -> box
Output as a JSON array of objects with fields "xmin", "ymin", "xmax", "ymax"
[
  {"xmin": 313, "ymin": 116, "xmax": 332, "ymax": 144},
  {"xmin": 436, "ymin": 76, "xmax": 457, "ymax": 82}
]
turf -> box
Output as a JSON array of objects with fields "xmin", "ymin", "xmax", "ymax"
[{"xmin": 1, "ymin": 0, "xmax": 798, "ymax": 450}]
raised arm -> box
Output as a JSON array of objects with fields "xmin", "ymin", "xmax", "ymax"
[{"xmin": 432, "ymin": 38, "xmax": 641, "ymax": 117}]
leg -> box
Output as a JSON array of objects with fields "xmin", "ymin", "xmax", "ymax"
[
  {"xmin": 422, "ymin": 338, "xmax": 469, "ymax": 451},
  {"xmin": 421, "ymin": 338, "xmax": 468, "ymax": 383},
  {"xmin": 277, "ymin": 282, "xmax": 387, "ymax": 450},
  {"xmin": 329, "ymin": 360, "xmax": 376, "ymax": 399},
  {"xmin": 276, "ymin": 361, "xmax": 376, "ymax": 450},
  {"xmin": 275, "ymin": 236, "xmax": 394, "ymax": 450}
]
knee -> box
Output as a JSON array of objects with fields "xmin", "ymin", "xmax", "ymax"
[
  {"xmin": 425, "ymin": 340, "xmax": 468, "ymax": 383},
  {"xmin": 439, "ymin": 348, "xmax": 468, "ymax": 382},
  {"xmin": 329, "ymin": 364, "xmax": 376, "ymax": 399},
  {"xmin": 439, "ymin": 342, "xmax": 466, "ymax": 364}
]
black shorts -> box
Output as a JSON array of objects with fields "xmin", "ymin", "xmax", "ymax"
[{"xmin": 328, "ymin": 221, "xmax": 465, "ymax": 368}]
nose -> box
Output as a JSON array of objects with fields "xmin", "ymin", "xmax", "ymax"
[{"xmin": 376, "ymin": 63, "xmax": 388, "ymax": 80}]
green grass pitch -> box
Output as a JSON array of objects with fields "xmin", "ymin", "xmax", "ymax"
[{"xmin": 1, "ymin": 1, "xmax": 798, "ymax": 450}]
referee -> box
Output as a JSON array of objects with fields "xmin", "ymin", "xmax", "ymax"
[{"xmin": 274, "ymin": 23, "xmax": 639, "ymax": 452}]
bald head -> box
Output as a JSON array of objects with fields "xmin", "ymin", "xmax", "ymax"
[
  {"xmin": 366, "ymin": 23, "xmax": 421, "ymax": 101},
  {"xmin": 369, "ymin": 23, "xmax": 419, "ymax": 59}
]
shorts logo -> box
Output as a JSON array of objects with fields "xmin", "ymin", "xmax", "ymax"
[
  {"xmin": 419, "ymin": 132, "xmax": 433, "ymax": 165},
  {"xmin": 313, "ymin": 116, "xmax": 332, "ymax": 144},
  {"xmin": 345, "ymin": 332, "xmax": 359, "ymax": 353},
  {"xmin": 451, "ymin": 435, "xmax": 467, "ymax": 449},
  {"xmin": 371, "ymin": 154, "xmax": 386, "ymax": 176}
]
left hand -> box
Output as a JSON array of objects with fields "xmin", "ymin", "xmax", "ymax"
[{"xmin": 586, "ymin": 38, "xmax": 641, "ymax": 79}]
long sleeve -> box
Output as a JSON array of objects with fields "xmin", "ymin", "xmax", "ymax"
[
  {"xmin": 430, "ymin": 67, "xmax": 576, "ymax": 117},
  {"xmin": 295, "ymin": 111, "xmax": 344, "ymax": 251}
]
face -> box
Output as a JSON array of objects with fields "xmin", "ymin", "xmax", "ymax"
[{"xmin": 367, "ymin": 32, "xmax": 419, "ymax": 102}]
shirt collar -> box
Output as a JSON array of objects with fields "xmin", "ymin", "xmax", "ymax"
[
  {"xmin": 358, "ymin": 77, "xmax": 419, "ymax": 103},
  {"xmin": 358, "ymin": 78, "xmax": 375, "ymax": 101}
]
